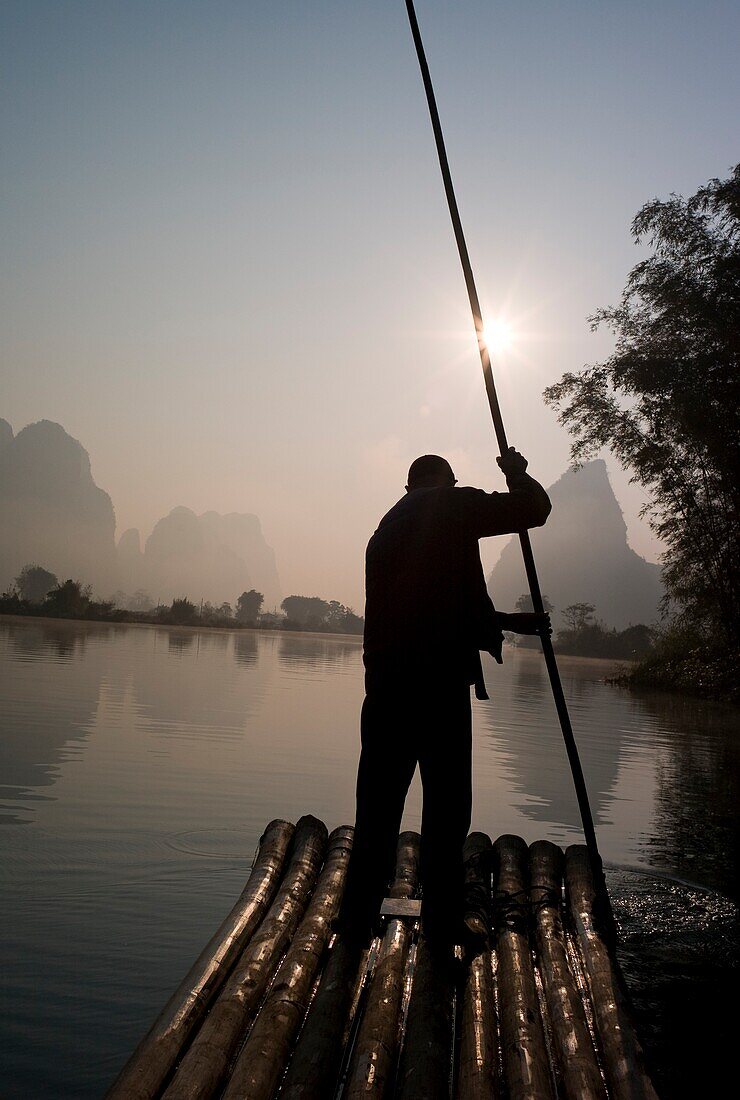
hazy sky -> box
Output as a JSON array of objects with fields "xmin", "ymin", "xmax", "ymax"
[{"xmin": 3, "ymin": 1, "xmax": 738, "ymax": 609}]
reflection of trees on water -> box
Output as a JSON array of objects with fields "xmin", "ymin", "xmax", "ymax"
[
  {"xmin": 233, "ymin": 631, "xmax": 258, "ymax": 667},
  {"xmin": 167, "ymin": 630, "xmax": 194, "ymax": 653},
  {"xmin": 0, "ymin": 620, "xmax": 113, "ymax": 822},
  {"xmin": 126, "ymin": 628, "xmax": 271, "ymax": 742},
  {"xmin": 167, "ymin": 629, "xmax": 232, "ymax": 656},
  {"xmin": 480, "ymin": 650, "xmax": 739, "ymax": 898},
  {"xmin": 634, "ymin": 692, "xmax": 739, "ymax": 897},
  {"xmin": 277, "ymin": 632, "xmax": 362, "ymax": 673},
  {"xmin": 0, "ymin": 621, "xmax": 273, "ymax": 821},
  {"xmin": 5, "ymin": 619, "xmax": 118, "ymax": 660}
]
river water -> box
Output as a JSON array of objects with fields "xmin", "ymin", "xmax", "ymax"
[{"xmin": 0, "ymin": 616, "xmax": 737, "ymax": 1098}]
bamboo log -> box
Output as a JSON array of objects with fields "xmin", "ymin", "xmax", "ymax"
[
  {"xmin": 565, "ymin": 846, "xmax": 659, "ymax": 1100},
  {"xmin": 343, "ymin": 832, "xmax": 421, "ymax": 1099},
  {"xmin": 462, "ymin": 832, "xmax": 493, "ymax": 939},
  {"xmin": 278, "ymin": 929, "xmax": 367, "ymax": 1098},
  {"xmin": 105, "ymin": 818, "xmax": 295, "ymax": 1100},
  {"xmin": 455, "ymin": 833, "xmax": 498, "ymax": 1100},
  {"xmin": 455, "ymin": 951, "xmax": 499, "ymax": 1100},
  {"xmin": 529, "ymin": 841, "xmax": 606, "ymax": 1100},
  {"xmin": 221, "ymin": 826, "xmax": 353, "ymax": 1100},
  {"xmin": 395, "ymin": 934, "xmax": 456, "ymax": 1100},
  {"xmin": 162, "ymin": 815, "xmax": 327, "ymax": 1100},
  {"xmin": 493, "ymin": 835, "xmax": 555, "ymax": 1100}
]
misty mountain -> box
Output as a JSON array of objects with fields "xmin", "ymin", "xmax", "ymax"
[
  {"xmin": 0, "ymin": 419, "xmax": 281, "ymax": 607},
  {"xmin": 0, "ymin": 419, "xmax": 116, "ymax": 592},
  {"xmin": 121, "ymin": 506, "xmax": 281, "ymax": 608},
  {"xmin": 488, "ymin": 460, "xmax": 663, "ymax": 629}
]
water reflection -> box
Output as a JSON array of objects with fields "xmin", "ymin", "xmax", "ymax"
[
  {"xmin": 477, "ymin": 649, "xmax": 631, "ymax": 833},
  {"xmin": 167, "ymin": 631, "xmax": 194, "ymax": 653},
  {"xmin": 0, "ymin": 617, "xmax": 737, "ymax": 1100},
  {"xmin": 277, "ymin": 631, "xmax": 363, "ymax": 673},
  {"xmin": 6, "ymin": 619, "xmax": 117, "ymax": 661},
  {"xmin": 0, "ymin": 619, "xmax": 275, "ymax": 822},
  {"xmin": 0, "ymin": 621, "xmax": 108, "ymax": 822},
  {"xmin": 233, "ymin": 631, "xmax": 258, "ymax": 667},
  {"xmin": 631, "ymin": 690, "xmax": 739, "ymax": 897}
]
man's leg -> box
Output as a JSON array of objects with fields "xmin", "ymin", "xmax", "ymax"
[
  {"xmin": 417, "ymin": 684, "xmax": 472, "ymax": 945},
  {"xmin": 336, "ymin": 688, "xmax": 417, "ymax": 943}
]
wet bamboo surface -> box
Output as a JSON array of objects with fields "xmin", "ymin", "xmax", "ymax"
[{"xmin": 110, "ymin": 821, "xmax": 660, "ymax": 1100}]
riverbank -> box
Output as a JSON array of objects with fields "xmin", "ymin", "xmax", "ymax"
[
  {"xmin": 610, "ymin": 630, "xmax": 740, "ymax": 705},
  {"xmin": 0, "ymin": 598, "xmax": 364, "ymax": 637},
  {"xmin": 8, "ymin": 606, "xmax": 736, "ymax": 706}
]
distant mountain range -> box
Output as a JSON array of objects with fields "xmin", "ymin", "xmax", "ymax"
[
  {"xmin": 488, "ymin": 459, "xmax": 663, "ymax": 629},
  {"xmin": 1, "ymin": 418, "xmax": 663, "ymax": 627},
  {"xmin": 118, "ymin": 507, "xmax": 281, "ymax": 608},
  {"xmin": 0, "ymin": 418, "xmax": 280, "ymax": 607}
]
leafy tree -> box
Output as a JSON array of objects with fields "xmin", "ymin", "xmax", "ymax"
[
  {"xmin": 562, "ymin": 603, "xmax": 596, "ymax": 632},
  {"xmin": 514, "ymin": 592, "xmax": 554, "ymax": 614},
  {"xmin": 544, "ymin": 166, "xmax": 740, "ymax": 647},
  {"xmin": 44, "ymin": 580, "xmax": 91, "ymax": 617},
  {"xmin": 617, "ymin": 623, "xmax": 655, "ymax": 657},
  {"xmin": 169, "ymin": 597, "xmax": 197, "ymax": 624},
  {"xmin": 280, "ymin": 595, "xmax": 330, "ymax": 629},
  {"xmin": 236, "ymin": 589, "xmax": 264, "ymax": 624},
  {"xmin": 325, "ymin": 600, "xmax": 365, "ymax": 634},
  {"xmin": 218, "ymin": 602, "xmax": 233, "ymax": 620},
  {"xmin": 554, "ymin": 620, "xmax": 654, "ymax": 659},
  {"xmin": 15, "ymin": 564, "xmax": 58, "ymax": 604}
]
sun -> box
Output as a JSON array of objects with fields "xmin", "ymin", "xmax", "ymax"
[{"xmin": 481, "ymin": 318, "xmax": 514, "ymax": 354}]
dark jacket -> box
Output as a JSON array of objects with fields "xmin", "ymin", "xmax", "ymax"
[{"xmin": 363, "ymin": 471, "xmax": 551, "ymax": 692}]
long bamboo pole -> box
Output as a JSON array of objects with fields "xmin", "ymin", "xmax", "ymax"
[{"xmin": 403, "ymin": 0, "xmax": 605, "ymax": 895}]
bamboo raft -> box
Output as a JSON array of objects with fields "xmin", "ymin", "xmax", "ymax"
[{"xmin": 107, "ymin": 816, "xmax": 659, "ymax": 1100}]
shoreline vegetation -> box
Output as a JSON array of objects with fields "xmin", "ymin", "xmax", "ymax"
[
  {"xmin": 3, "ymin": 571, "xmax": 736, "ymax": 702},
  {"xmin": 608, "ymin": 627, "xmax": 739, "ymax": 704},
  {"xmin": 3, "ymin": 572, "xmax": 737, "ymax": 706},
  {"xmin": 0, "ymin": 579, "xmax": 365, "ymax": 637}
]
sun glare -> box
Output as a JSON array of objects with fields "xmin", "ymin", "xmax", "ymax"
[{"xmin": 481, "ymin": 318, "xmax": 514, "ymax": 354}]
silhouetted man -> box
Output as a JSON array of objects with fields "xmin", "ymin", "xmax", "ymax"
[{"xmin": 338, "ymin": 447, "xmax": 552, "ymax": 948}]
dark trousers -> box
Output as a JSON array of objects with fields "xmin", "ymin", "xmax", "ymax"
[{"xmin": 338, "ymin": 674, "xmax": 472, "ymax": 944}]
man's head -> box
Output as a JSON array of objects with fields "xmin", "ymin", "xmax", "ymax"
[{"xmin": 405, "ymin": 454, "xmax": 457, "ymax": 492}]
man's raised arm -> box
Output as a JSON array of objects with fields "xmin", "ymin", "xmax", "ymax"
[{"xmin": 460, "ymin": 447, "xmax": 552, "ymax": 537}]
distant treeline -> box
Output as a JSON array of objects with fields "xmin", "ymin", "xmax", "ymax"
[
  {"xmin": 510, "ymin": 596, "xmax": 655, "ymax": 661},
  {"xmin": 0, "ymin": 566, "xmax": 364, "ymax": 635},
  {"xmin": 2, "ymin": 566, "xmax": 659, "ymax": 657}
]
